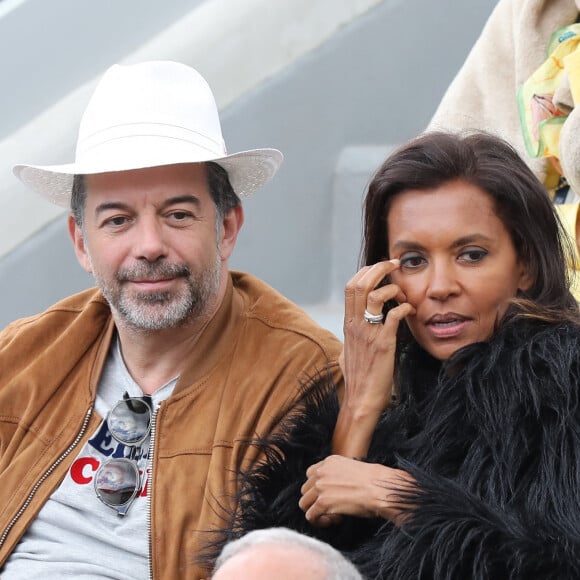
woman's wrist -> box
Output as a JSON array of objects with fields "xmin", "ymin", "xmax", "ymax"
[
  {"xmin": 339, "ymin": 379, "xmax": 395, "ymax": 415},
  {"xmin": 370, "ymin": 465, "xmax": 415, "ymax": 525},
  {"xmin": 339, "ymin": 395, "xmax": 385, "ymax": 424},
  {"xmin": 332, "ymin": 406, "xmax": 380, "ymax": 456}
]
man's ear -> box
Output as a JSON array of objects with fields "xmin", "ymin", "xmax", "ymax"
[
  {"xmin": 219, "ymin": 205, "xmax": 244, "ymax": 261},
  {"xmin": 68, "ymin": 214, "xmax": 93, "ymax": 274}
]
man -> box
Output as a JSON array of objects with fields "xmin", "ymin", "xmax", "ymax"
[
  {"xmin": 212, "ymin": 528, "xmax": 363, "ymax": 580},
  {"xmin": 0, "ymin": 61, "xmax": 342, "ymax": 579}
]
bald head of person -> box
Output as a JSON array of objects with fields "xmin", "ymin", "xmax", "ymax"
[{"xmin": 212, "ymin": 528, "xmax": 362, "ymax": 579}]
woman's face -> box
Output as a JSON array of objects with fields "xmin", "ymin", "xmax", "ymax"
[{"xmin": 388, "ymin": 179, "xmax": 531, "ymax": 360}]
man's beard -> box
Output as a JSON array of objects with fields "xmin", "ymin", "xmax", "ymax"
[{"xmin": 93, "ymin": 258, "xmax": 221, "ymax": 331}]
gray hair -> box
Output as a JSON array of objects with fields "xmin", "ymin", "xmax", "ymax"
[
  {"xmin": 70, "ymin": 161, "xmax": 240, "ymax": 228},
  {"xmin": 213, "ymin": 528, "xmax": 363, "ymax": 579}
]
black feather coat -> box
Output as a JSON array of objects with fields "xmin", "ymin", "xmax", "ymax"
[{"xmin": 220, "ymin": 320, "xmax": 580, "ymax": 579}]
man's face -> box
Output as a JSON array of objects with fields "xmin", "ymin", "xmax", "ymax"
[{"xmin": 70, "ymin": 163, "xmax": 237, "ymax": 331}]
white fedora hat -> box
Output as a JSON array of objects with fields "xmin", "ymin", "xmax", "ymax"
[{"xmin": 13, "ymin": 60, "xmax": 283, "ymax": 207}]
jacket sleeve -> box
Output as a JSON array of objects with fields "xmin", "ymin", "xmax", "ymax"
[{"xmin": 0, "ymin": 320, "xmax": 29, "ymax": 463}]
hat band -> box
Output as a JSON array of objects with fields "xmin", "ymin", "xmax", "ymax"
[
  {"xmin": 69, "ymin": 134, "xmax": 232, "ymax": 174},
  {"xmin": 76, "ymin": 122, "xmax": 227, "ymax": 161}
]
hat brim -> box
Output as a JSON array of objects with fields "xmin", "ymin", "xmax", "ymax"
[{"xmin": 13, "ymin": 148, "xmax": 283, "ymax": 208}]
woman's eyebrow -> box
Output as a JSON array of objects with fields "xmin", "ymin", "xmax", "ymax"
[
  {"xmin": 390, "ymin": 240, "xmax": 426, "ymax": 252},
  {"xmin": 450, "ymin": 234, "xmax": 494, "ymax": 248},
  {"xmin": 391, "ymin": 234, "xmax": 494, "ymax": 252}
]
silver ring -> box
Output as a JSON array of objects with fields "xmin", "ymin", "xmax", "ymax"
[{"xmin": 363, "ymin": 309, "xmax": 384, "ymax": 324}]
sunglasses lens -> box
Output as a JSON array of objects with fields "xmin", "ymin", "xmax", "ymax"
[
  {"xmin": 108, "ymin": 398, "xmax": 151, "ymax": 445},
  {"xmin": 95, "ymin": 459, "xmax": 140, "ymax": 509}
]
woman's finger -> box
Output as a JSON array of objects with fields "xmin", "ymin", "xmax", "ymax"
[
  {"xmin": 365, "ymin": 283, "xmax": 407, "ymax": 317},
  {"xmin": 345, "ymin": 260, "xmax": 400, "ymax": 321},
  {"xmin": 298, "ymin": 482, "xmax": 317, "ymax": 513},
  {"xmin": 309, "ymin": 513, "xmax": 343, "ymax": 528}
]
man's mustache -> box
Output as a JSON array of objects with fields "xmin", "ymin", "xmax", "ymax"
[{"xmin": 116, "ymin": 263, "xmax": 191, "ymax": 282}]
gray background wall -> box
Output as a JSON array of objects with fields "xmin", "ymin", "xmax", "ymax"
[{"xmin": 0, "ymin": 0, "xmax": 498, "ymax": 332}]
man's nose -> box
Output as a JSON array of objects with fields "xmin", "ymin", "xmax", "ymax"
[{"xmin": 134, "ymin": 218, "xmax": 168, "ymax": 262}]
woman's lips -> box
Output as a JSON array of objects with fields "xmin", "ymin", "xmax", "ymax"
[{"xmin": 426, "ymin": 314, "xmax": 470, "ymax": 339}]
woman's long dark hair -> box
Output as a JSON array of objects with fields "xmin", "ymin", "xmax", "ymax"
[{"xmin": 363, "ymin": 131, "xmax": 579, "ymax": 325}]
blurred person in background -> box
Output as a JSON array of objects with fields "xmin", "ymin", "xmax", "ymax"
[{"xmin": 212, "ymin": 528, "xmax": 363, "ymax": 580}]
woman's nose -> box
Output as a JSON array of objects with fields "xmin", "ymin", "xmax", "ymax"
[{"xmin": 426, "ymin": 262, "xmax": 460, "ymax": 301}]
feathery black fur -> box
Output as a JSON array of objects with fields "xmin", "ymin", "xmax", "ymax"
[{"xmin": 211, "ymin": 320, "xmax": 580, "ymax": 579}]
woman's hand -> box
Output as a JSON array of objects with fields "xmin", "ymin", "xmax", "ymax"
[
  {"xmin": 342, "ymin": 259, "xmax": 414, "ymax": 413},
  {"xmin": 299, "ymin": 455, "xmax": 416, "ymax": 527},
  {"xmin": 333, "ymin": 260, "xmax": 415, "ymax": 457}
]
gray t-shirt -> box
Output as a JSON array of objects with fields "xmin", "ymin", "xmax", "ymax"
[{"xmin": 3, "ymin": 335, "xmax": 177, "ymax": 579}]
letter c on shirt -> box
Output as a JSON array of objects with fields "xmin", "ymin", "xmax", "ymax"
[{"xmin": 70, "ymin": 456, "xmax": 100, "ymax": 484}]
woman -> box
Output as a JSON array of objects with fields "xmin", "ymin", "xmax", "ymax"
[{"xmin": 220, "ymin": 132, "xmax": 580, "ymax": 579}]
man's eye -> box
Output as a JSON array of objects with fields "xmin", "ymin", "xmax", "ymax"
[
  {"xmin": 167, "ymin": 211, "xmax": 196, "ymax": 224},
  {"xmin": 106, "ymin": 216, "xmax": 129, "ymax": 227}
]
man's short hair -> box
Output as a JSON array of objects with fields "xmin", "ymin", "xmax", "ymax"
[
  {"xmin": 213, "ymin": 527, "xmax": 363, "ymax": 579},
  {"xmin": 70, "ymin": 161, "xmax": 240, "ymax": 228},
  {"xmin": 206, "ymin": 162, "xmax": 241, "ymax": 220}
]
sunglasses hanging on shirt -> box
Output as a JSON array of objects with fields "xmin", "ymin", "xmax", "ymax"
[{"xmin": 94, "ymin": 394, "xmax": 152, "ymax": 516}]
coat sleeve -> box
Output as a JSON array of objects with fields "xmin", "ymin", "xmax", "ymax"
[
  {"xmin": 428, "ymin": 0, "xmax": 519, "ymax": 134},
  {"xmin": 379, "ymin": 462, "xmax": 580, "ymax": 579}
]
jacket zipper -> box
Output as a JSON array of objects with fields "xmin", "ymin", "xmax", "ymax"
[
  {"xmin": 0, "ymin": 408, "xmax": 93, "ymax": 553},
  {"xmin": 147, "ymin": 405, "xmax": 159, "ymax": 580}
]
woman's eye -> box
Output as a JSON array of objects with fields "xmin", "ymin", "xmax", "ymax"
[
  {"xmin": 459, "ymin": 248, "xmax": 487, "ymax": 263},
  {"xmin": 400, "ymin": 253, "xmax": 426, "ymax": 269}
]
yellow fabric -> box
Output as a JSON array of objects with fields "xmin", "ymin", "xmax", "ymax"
[
  {"xmin": 556, "ymin": 204, "xmax": 580, "ymax": 298},
  {"xmin": 518, "ymin": 24, "xmax": 580, "ymax": 163},
  {"xmin": 566, "ymin": 47, "xmax": 580, "ymax": 102},
  {"xmin": 518, "ymin": 24, "xmax": 580, "ymax": 300}
]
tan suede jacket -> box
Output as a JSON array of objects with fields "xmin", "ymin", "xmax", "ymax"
[{"xmin": 0, "ymin": 271, "xmax": 342, "ymax": 579}]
